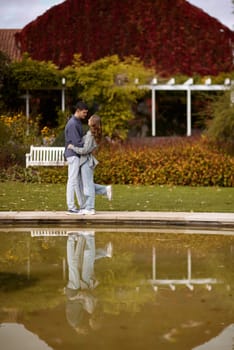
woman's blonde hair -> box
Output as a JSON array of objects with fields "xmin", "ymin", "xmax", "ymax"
[{"xmin": 88, "ymin": 114, "xmax": 102, "ymax": 141}]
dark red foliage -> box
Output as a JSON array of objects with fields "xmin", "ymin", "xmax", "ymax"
[{"xmin": 15, "ymin": 0, "xmax": 234, "ymax": 76}]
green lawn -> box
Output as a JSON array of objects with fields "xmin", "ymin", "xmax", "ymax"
[{"xmin": 0, "ymin": 182, "xmax": 233, "ymax": 212}]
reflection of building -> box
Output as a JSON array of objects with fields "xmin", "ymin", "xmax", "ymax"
[
  {"xmin": 0, "ymin": 229, "xmax": 233, "ymax": 349},
  {"xmin": 149, "ymin": 247, "xmax": 221, "ymax": 291},
  {"xmin": 0, "ymin": 323, "xmax": 52, "ymax": 350},
  {"xmin": 192, "ymin": 324, "xmax": 234, "ymax": 350}
]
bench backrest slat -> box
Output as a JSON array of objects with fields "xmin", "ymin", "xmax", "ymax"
[{"xmin": 26, "ymin": 146, "xmax": 66, "ymax": 167}]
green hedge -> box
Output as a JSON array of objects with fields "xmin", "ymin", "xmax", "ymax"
[{"xmin": 1, "ymin": 138, "xmax": 233, "ymax": 187}]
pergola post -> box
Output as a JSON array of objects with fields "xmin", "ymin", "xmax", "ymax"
[
  {"xmin": 151, "ymin": 88, "xmax": 156, "ymax": 136},
  {"xmin": 139, "ymin": 77, "xmax": 230, "ymax": 137},
  {"xmin": 151, "ymin": 78, "xmax": 157, "ymax": 136},
  {"xmin": 25, "ymin": 90, "xmax": 30, "ymax": 135},
  {"xmin": 61, "ymin": 77, "xmax": 66, "ymax": 112},
  {"xmin": 186, "ymin": 88, "xmax": 192, "ymax": 136}
]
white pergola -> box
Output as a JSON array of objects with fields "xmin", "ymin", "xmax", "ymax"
[
  {"xmin": 139, "ymin": 77, "xmax": 233, "ymax": 136},
  {"xmin": 149, "ymin": 247, "xmax": 220, "ymax": 292}
]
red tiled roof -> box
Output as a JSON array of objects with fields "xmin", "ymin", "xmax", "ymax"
[{"xmin": 0, "ymin": 29, "xmax": 22, "ymax": 61}]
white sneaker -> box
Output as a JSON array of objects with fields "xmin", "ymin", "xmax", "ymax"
[
  {"xmin": 106, "ymin": 185, "xmax": 112, "ymax": 201},
  {"xmin": 82, "ymin": 209, "xmax": 96, "ymax": 215}
]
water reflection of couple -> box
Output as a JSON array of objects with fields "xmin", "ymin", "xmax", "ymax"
[{"xmin": 65, "ymin": 231, "xmax": 112, "ymax": 334}]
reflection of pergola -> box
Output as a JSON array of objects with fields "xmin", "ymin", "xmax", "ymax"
[
  {"xmin": 149, "ymin": 247, "xmax": 220, "ymax": 291},
  {"xmin": 139, "ymin": 78, "xmax": 233, "ymax": 137},
  {"xmin": 30, "ymin": 229, "xmax": 223, "ymax": 291}
]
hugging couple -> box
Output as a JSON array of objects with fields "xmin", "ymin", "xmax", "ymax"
[{"xmin": 65, "ymin": 101, "xmax": 112, "ymax": 215}]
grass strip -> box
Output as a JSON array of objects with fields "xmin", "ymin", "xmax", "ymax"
[{"xmin": 0, "ymin": 182, "xmax": 233, "ymax": 212}]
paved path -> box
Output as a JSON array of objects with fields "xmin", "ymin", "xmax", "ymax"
[{"xmin": 0, "ymin": 211, "xmax": 233, "ymax": 228}]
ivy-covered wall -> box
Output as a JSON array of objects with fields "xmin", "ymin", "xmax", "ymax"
[{"xmin": 16, "ymin": 0, "xmax": 234, "ymax": 76}]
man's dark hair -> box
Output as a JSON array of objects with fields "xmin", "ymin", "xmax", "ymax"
[{"xmin": 75, "ymin": 100, "xmax": 88, "ymax": 111}]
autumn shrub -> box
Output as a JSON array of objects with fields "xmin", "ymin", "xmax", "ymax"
[
  {"xmin": 0, "ymin": 112, "xmax": 41, "ymax": 167},
  {"xmin": 94, "ymin": 139, "xmax": 233, "ymax": 187},
  {"xmin": 0, "ymin": 117, "xmax": 27, "ymax": 167},
  {"xmin": 1, "ymin": 137, "xmax": 233, "ymax": 187},
  {"xmin": 204, "ymin": 89, "xmax": 234, "ymax": 156}
]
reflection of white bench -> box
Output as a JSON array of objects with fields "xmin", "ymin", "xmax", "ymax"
[
  {"xmin": 26, "ymin": 145, "xmax": 67, "ymax": 167},
  {"xmin": 31, "ymin": 229, "xmax": 68, "ymax": 236}
]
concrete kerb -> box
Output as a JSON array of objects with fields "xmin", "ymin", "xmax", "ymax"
[{"xmin": 0, "ymin": 211, "xmax": 233, "ymax": 229}]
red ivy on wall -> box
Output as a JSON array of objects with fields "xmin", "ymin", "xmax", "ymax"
[{"xmin": 15, "ymin": 0, "xmax": 234, "ymax": 76}]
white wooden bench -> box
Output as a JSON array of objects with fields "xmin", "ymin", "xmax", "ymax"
[{"xmin": 26, "ymin": 145, "xmax": 67, "ymax": 167}]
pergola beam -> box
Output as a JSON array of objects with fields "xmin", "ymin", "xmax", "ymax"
[{"xmin": 139, "ymin": 78, "xmax": 232, "ymax": 137}]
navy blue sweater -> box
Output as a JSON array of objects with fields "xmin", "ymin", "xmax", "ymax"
[{"xmin": 64, "ymin": 116, "xmax": 84, "ymax": 158}]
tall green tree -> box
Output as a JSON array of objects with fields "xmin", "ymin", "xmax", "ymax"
[
  {"xmin": 9, "ymin": 54, "xmax": 64, "ymax": 130},
  {"xmin": 63, "ymin": 55, "xmax": 155, "ymax": 140},
  {"xmin": 10, "ymin": 53, "xmax": 61, "ymax": 90}
]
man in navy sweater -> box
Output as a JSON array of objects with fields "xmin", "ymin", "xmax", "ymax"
[{"xmin": 65, "ymin": 101, "xmax": 89, "ymax": 214}]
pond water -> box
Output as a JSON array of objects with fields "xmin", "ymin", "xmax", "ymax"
[{"xmin": 0, "ymin": 227, "xmax": 233, "ymax": 350}]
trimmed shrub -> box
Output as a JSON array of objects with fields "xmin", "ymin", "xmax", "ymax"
[{"xmin": 1, "ymin": 137, "xmax": 233, "ymax": 187}]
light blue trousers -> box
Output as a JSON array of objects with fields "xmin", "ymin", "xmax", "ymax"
[
  {"xmin": 66, "ymin": 156, "xmax": 85, "ymax": 210},
  {"xmin": 66, "ymin": 233, "xmax": 109, "ymax": 290},
  {"xmin": 81, "ymin": 161, "xmax": 107, "ymax": 210}
]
